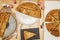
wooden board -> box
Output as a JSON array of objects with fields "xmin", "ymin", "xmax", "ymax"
[{"xmin": 0, "ymin": 0, "xmax": 44, "ymax": 40}]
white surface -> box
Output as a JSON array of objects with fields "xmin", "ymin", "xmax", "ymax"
[
  {"xmin": 3, "ymin": 15, "xmax": 16, "ymax": 38},
  {"xmin": 16, "ymin": 11, "xmax": 39, "ymax": 25},
  {"xmin": 44, "ymin": 1, "xmax": 60, "ymax": 40}
]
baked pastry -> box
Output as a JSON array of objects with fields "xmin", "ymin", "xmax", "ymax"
[
  {"xmin": 24, "ymin": 31, "xmax": 36, "ymax": 40},
  {"xmin": 0, "ymin": 12, "xmax": 10, "ymax": 37},
  {"xmin": 16, "ymin": 2, "xmax": 41, "ymax": 18},
  {"xmin": 45, "ymin": 9, "xmax": 60, "ymax": 37}
]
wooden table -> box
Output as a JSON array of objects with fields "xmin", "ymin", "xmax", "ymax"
[{"xmin": 0, "ymin": 0, "xmax": 44, "ymax": 40}]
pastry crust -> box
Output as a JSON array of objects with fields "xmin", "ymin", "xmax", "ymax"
[
  {"xmin": 0, "ymin": 12, "xmax": 10, "ymax": 37},
  {"xmin": 16, "ymin": 2, "xmax": 41, "ymax": 18},
  {"xmin": 24, "ymin": 31, "xmax": 36, "ymax": 40},
  {"xmin": 45, "ymin": 9, "xmax": 58, "ymax": 22},
  {"xmin": 45, "ymin": 9, "xmax": 60, "ymax": 37}
]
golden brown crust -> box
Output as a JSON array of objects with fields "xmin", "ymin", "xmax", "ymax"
[
  {"xmin": 45, "ymin": 9, "xmax": 60, "ymax": 37},
  {"xmin": 24, "ymin": 31, "xmax": 36, "ymax": 40},
  {"xmin": 16, "ymin": 2, "xmax": 41, "ymax": 18},
  {"xmin": 45, "ymin": 9, "xmax": 58, "ymax": 22},
  {"xmin": 0, "ymin": 12, "xmax": 10, "ymax": 37}
]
